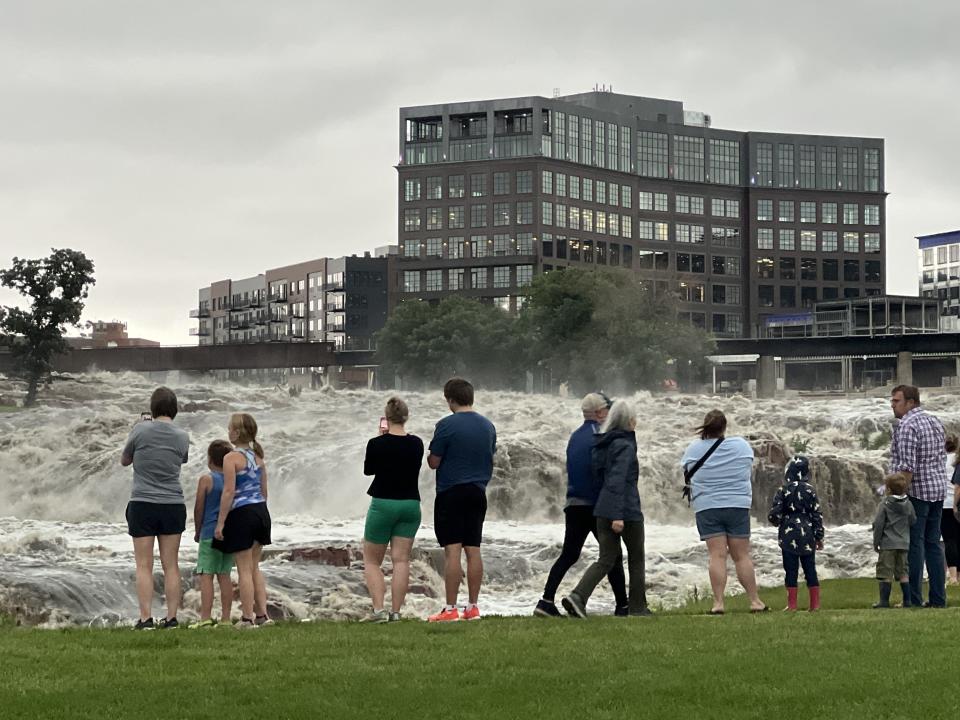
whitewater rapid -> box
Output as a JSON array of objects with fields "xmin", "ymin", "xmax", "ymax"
[{"xmin": 1, "ymin": 373, "xmax": 957, "ymax": 626}]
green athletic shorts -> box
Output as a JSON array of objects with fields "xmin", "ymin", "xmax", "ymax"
[
  {"xmin": 195, "ymin": 538, "xmax": 235, "ymax": 575},
  {"xmin": 876, "ymin": 549, "xmax": 908, "ymax": 581},
  {"xmin": 364, "ymin": 498, "xmax": 422, "ymax": 544}
]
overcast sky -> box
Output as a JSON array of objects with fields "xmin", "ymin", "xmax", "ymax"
[{"xmin": 2, "ymin": 0, "xmax": 958, "ymax": 344}]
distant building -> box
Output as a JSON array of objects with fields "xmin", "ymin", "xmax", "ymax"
[
  {"xmin": 918, "ymin": 230, "xmax": 960, "ymax": 320},
  {"xmin": 396, "ymin": 90, "xmax": 886, "ymax": 337},
  {"xmin": 190, "ymin": 253, "xmax": 395, "ymax": 351},
  {"xmin": 69, "ymin": 321, "xmax": 160, "ymax": 349}
]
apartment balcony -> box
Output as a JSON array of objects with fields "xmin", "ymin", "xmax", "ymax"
[
  {"xmin": 189, "ymin": 328, "xmax": 210, "ymax": 337},
  {"xmin": 189, "ymin": 308, "xmax": 211, "ymax": 319},
  {"xmin": 246, "ymin": 297, "xmax": 265, "ymax": 309},
  {"xmin": 230, "ymin": 319, "xmax": 251, "ymax": 330},
  {"xmin": 269, "ymin": 316, "xmax": 288, "ymax": 324},
  {"xmin": 268, "ymin": 294, "xmax": 288, "ymax": 305}
]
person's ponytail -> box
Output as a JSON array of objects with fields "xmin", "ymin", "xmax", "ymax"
[{"xmin": 252, "ymin": 439, "xmax": 265, "ymax": 459}]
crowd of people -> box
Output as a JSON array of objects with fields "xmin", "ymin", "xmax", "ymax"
[{"xmin": 121, "ymin": 381, "xmax": 960, "ymax": 629}]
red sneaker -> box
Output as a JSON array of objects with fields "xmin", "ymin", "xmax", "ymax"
[
  {"xmin": 461, "ymin": 605, "xmax": 481, "ymax": 621},
  {"xmin": 428, "ymin": 607, "xmax": 460, "ymax": 623}
]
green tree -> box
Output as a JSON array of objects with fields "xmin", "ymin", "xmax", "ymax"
[
  {"xmin": 0, "ymin": 249, "xmax": 96, "ymax": 406},
  {"xmin": 520, "ymin": 267, "xmax": 714, "ymax": 393},
  {"xmin": 375, "ymin": 296, "xmax": 524, "ymax": 389}
]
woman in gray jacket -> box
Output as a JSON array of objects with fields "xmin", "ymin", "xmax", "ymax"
[{"xmin": 563, "ymin": 400, "xmax": 650, "ymax": 618}]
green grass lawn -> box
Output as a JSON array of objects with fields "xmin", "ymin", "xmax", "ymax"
[
  {"xmin": 2, "ymin": 579, "xmax": 959, "ymax": 720},
  {"xmin": 0, "ymin": 405, "xmax": 19, "ymax": 412}
]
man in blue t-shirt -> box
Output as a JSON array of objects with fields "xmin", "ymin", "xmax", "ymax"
[{"xmin": 426, "ymin": 377, "xmax": 497, "ymax": 622}]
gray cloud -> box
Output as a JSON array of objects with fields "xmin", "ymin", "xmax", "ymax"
[{"xmin": 1, "ymin": 0, "xmax": 958, "ymax": 342}]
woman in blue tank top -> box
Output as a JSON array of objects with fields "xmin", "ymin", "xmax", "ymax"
[{"xmin": 212, "ymin": 413, "xmax": 272, "ymax": 629}]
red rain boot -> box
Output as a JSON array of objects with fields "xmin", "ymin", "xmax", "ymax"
[
  {"xmin": 784, "ymin": 587, "xmax": 798, "ymax": 612},
  {"xmin": 809, "ymin": 585, "xmax": 820, "ymax": 612}
]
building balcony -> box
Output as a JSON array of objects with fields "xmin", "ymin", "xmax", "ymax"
[
  {"xmin": 269, "ymin": 294, "xmax": 288, "ymax": 304},
  {"xmin": 189, "ymin": 328, "xmax": 210, "ymax": 337},
  {"xmin": 269, "ymin": 317, "xmax": 288, "ymax": 324},
  {"xmin": 230, "ymin": 320, "xmax": 251, "ymax": 330},
  {"xmin": 189, "ymin": 308, "xmax": 211, "ymax": 319}
]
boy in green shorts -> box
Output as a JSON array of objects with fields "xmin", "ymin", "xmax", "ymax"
[{"xmin": 191, "ymin": 440, "xmax": 236, "ymax": 627}]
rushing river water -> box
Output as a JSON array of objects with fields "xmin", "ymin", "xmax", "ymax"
[{"xmin": 1, "ymin": 372, "xmax": 956, "ymax": 626}]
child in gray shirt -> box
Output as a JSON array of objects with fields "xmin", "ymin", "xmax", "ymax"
[{"xmin": 872, "ymin": 472, "xmax": 917, "ymax": 609}]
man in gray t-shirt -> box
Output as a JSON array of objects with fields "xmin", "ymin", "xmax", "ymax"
[{"xmin": 122, "ymin": 420, "xmax": 190, "ymax": 504}]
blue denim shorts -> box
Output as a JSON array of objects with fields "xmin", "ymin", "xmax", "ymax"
[{"xmin": 695, "ymin": 507, "xmax": 751, "ymax": 541}]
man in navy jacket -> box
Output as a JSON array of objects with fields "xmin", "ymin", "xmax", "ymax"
[{"xmin": 534, "ymin": 393, "xmax": 628, "ymax": 617}]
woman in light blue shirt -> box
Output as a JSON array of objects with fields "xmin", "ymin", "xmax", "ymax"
[{"xmin": 680, "ymin": 409, "xmax": 766, "ymax": 614}]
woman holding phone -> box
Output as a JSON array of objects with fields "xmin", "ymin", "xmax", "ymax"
[{"xmin": 360, "ymin": 396, "xmax": 424, "ymax": 622}]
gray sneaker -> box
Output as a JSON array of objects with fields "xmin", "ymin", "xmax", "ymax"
[
  {"xmin": 561, "ymin": 593, "xmax": 587, "ymax": 618},
  {"xmin": 388, "ymin": 612, "xmax": 401, "ymax": 622},
  {"xmin": 360, "ymin": 609, "xmax": 389, "ymax": 624},
  {"xmin": 254, "ymin": 614, "xmax": 274, "ymax": 627}
]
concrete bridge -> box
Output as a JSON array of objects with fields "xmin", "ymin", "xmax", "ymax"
[{"xmin": 0, "ymin": 343, "xmax": 376, "ymax": 375}]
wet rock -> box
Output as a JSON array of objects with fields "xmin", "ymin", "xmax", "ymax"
[{"xmin": 286, "ymin": 546, "xmax": 359, "ymax": 566}]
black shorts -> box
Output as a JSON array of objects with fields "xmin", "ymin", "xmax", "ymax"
[
  {"xmin": 126, "ymin": 501, "xmax": 186, "ymax": 538},
  {"xmin": 434, "ymin": 483, "xmax": 487, "ymax": 548},
  {"xmin": 212, "ymin": 502, "xmax": 272, "ymax": 554}
]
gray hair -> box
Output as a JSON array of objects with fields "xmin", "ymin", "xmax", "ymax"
[{"xmin": 601, "ymin": 399, "xmax": 636, "ymax": 433}]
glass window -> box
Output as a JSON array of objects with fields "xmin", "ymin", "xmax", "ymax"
[
  {"xmin": 777, "ymin": 143, "xmax": 794, "ymax": 187},
  {"xmin": 844, "ymin": 259, "xmax": 860, "ymax": 281},
  {"xmin": 424, "ymin": 237, "xmax": 442, "ymax": 257},
  {"xmin": 403, "ymin": 208, "xmax": 421, "ymax": 232},
  {"xmin": 569, "ymin": 206, "xmax": 580, "ymax": 230},
  {"xmin": 822, "ymin": 202, "xmax": 837, "ymax": 224},
  {"xmin": 725, "ymin": 199, "xmax": 739, "ymax": 218},
  {"xmin": 780, "ymin": 257, "xmax": 796, "ymax": 280},
  {"xmin": 556, "ymin": 236, "xmax": 567, "ymax": 259},
  {"xmin": 820, "ymin": 147, "xmax": 837, "ymax": 189},
  {"xmin": 801, "ymin": 231, "xmax": 816, "ymax": 251},
  {"xmin": 864, "ymin": 205, "xmax": 880, "ymax": 225},
  {"xmin": 426, "ymin": 207, "xmax": 443, "ymax": 230},
  {"xmin": 801, "ymin": 287, "xmax": 817, "ymax": 308},
  {"xmin": 517, "ymin": 265, "xmax": 533, "ymax": 287},
  {"xmin": 608, "ymin": 183, "xmax": 619, "ymax": 206},
  {"xmin": 655, "ymin": 193, "xmax": 668, "ymax": 212},
  {"xmin": 493, "ymin": 234, "xmax": 512, "ymax": 256},
  {"xmin": 493, "ymin": 266, "xmax": 511, "ymax": 288},
  {"xmin": 608, "ymin": 214, "xmax": 619, "ymax": 237},
  {"xmin": 801, "ymin": 257, "xmax": 817, "ymax": 281},
  {"xmin": 471, "ymin": 267, "xmax": 488, "ymax": 289},
  {"xmin": 517, "ymin": 232, "xmax": 533, "ymax": 254},
  {"xmin": 841, "ymin": 147, "xmax": 859, "ymax": 190},
  {"xmin": 583, "ymin": 178, "xmax": 594, "ymax": 202},
  {"xmin": 596, "ymin": 181, "xmax": 606, "ymax": 204},
  {"xmin": 542, "ymin": 171, "xmax": 553, "ymax": 194},
  {"xmin": 403, "ymin": 238, "xmax": 420, "ymax": 258},
  {"xmin": 638, "ymin": 220, "xmax": 653, "ymax": 240},
  {"xmin": 756, "ymin": 142, "xmax": 773, "ymax": 186},
  {"xmin": 779, "ymin": 229, "xmax": 796, "ymax": 251},
  {"xmin": 448, "ymin": 268, "xmax": 464, "ymax": 290},
  {"xmin": 674, "ymin": 135, "xmax": 705, "ymax": 182},
  {"xmin": 677, "ymin": 253, "xmax": 691, "ymax": 272},
  {"xmin": 638, "ymin": 131, "xmax": 668, "ymax": 178},
  {"xmin": 655, "ymin": 222, "xmax": 669, "ymax": 242},
  {"xmin": 448, "ymin": 205, "xmax": 464, "ymax": 229},
  {"xmin": 582, "ymin": 239, "xmax": 594, "ymax": 263},
  {"xmin": 470, "ymin": 235, "xmax": 488, "ymax": 258},
  {"xmin": 621, "ymin": 185, "xmax": 631, "ymax": 208},
  {"xmin": 448, "ymin": 175, "xmax": 464, "ymax": 199},
  {"xmin": 403, "ymin": 271, "xmax": 420, "ymax": 293},
  {"xmin": 517, "ymin": 201, "xmax": 533, "ymax": 225},
  {"xmin": 622, "ymin": 244, "xmax": 633, "ymax": 268},
  {"xmin": 448, "ymin": 237, "xmax": 464, "ymax": 259},
  {"xmin": 864, "ymin": 148, "xmax": 880, "ymax": 192},
  {"xmin": 938, "ymin": 246, "xmax": 948, "ymax": 264},
  {"xmin": 922, "ymin": 248, "xmax": 933, "ymax": 266},
  {"xmin": 799, "ymin": 145, "xmax": 816, "ymax": 188},
  {"xmin": 843, "ymin": 204, "xmax": 859, "ymax": 224},
  {"xmin": 780, "ymin": 286, "xmax": 796, "ymax": 307},
  {"xmin": 712, "ymin": 198, "xmax": 724, "ymax": 217},
  {"xmin": 493, "ymin": 172, "xmax": 510, "ymax": 196},
  {"xmin": 470, "ymin": 204, "xmax": 487, "ymax": 228},
  {"xmin": 404, "ymin": 178, "xmax": 421, "ymax": 202},
  {"xmin": 865, "ymin": 260, "xmax": 882, "ymax": 283},
  {"xmin": 757, "ymin": 199, "xmax": 773, "ymax": 221},
  {"xmin": 639, "ymin": 191, "xmax": 653, "ymax": 210},
  {"xmin": 621, "ymin": 215, "xmax": 632, "ymax": 238},
  {"xmin": 596, "ymin": 241, "xmax": 607, "ymax": 264},
  {"xmin": 951, "ymin": 245, "xmax": 959, "ymax": 263},
  {"xmin": 800, "ymin": 202, "xmax": 817, "ymax": 223},
  {"xmin": 844, "ymin": 232, "xmax": 860, "ymax": 253},
  {"xmin": 516, "ymin": 171, "xmax": 533, "ymax": 193},
  {"xmin": 494, "ymin": 202, "xmax": 511, "ymax": 226},
  {"xmin": 822, "ymin": 231, "xmax": 838, "ymax": 252},
  {"xmin": 471, "ymin": 174, "xmax": 487, "ymax": 197},
  {"xmin": 778, "ymin": 201, "xmax": 795, "ymax": 222},
  {"xmin": 676, "ymin": 195, "xmax": 690, "ymax": 214},
  {"xmin": 568, "ymin": 238, "xmax": 581, "ymax": 262},
  {"xmin": 823, "ymin": 259, "xmax": 838, "ymax": 281},
  {"xmin": 541, "ymin": 202, "xmax": 554, "ymax": 226},
  {"xmin": 757, "ymin": 228, "xmax": 774, "ymax": 250},
  {"xmin": 758, "ymin": 285, "xmax": 775, "ymax": 307},
  {"xmin": 709, "ymin": 138, "xmax": 740, "ymax": 185},
  {"xmin": 556, "ymin": 204, "xmax": 567, "ymax": 228},
  {"xmin": 542, "ymin": 235, "xmax": 554, "ymax": 257},
  {"xmin": 569, "ymin": 176, "xmax": 580, "ymax": 199},
  {"xmin": 556, "ymin": 173, "xmax": 566, "ymax": 197},
  {"xmin": 822, "ymin": 287, "xmax": 839, "ymax": 300},
  {"xmin": 426, "ymin": 176, "xmax": 442, "ymax": 200},
  {"xmin": 425, "ymin": 270, "xmax": 443, "ymax": 292},
  {"xmin": 582, "ymin": 209, "xmax": 594, "ymax": 232}
]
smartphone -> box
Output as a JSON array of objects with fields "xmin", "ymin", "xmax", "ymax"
[
  {"xmin": 139, "ymin": 412, "xmax": 153, "ymax": 422},
  {"xmin": 379, "ymin": 416, "xmax": 389, "ymax": 434}
]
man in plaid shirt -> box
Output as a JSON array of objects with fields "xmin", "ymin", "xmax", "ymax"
[{"xmin": 889, "ymin": 384, "xmax": 947, "ymax": 607}]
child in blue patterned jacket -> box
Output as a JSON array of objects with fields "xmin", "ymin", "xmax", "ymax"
[{"xmin": 768, "ymin": 456, "xmax": 825, "ymax": 611}]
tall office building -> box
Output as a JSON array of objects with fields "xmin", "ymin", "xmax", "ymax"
[{"xmin": 395, "ymin": 91, "xmax": 885, "ymax": 336}]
